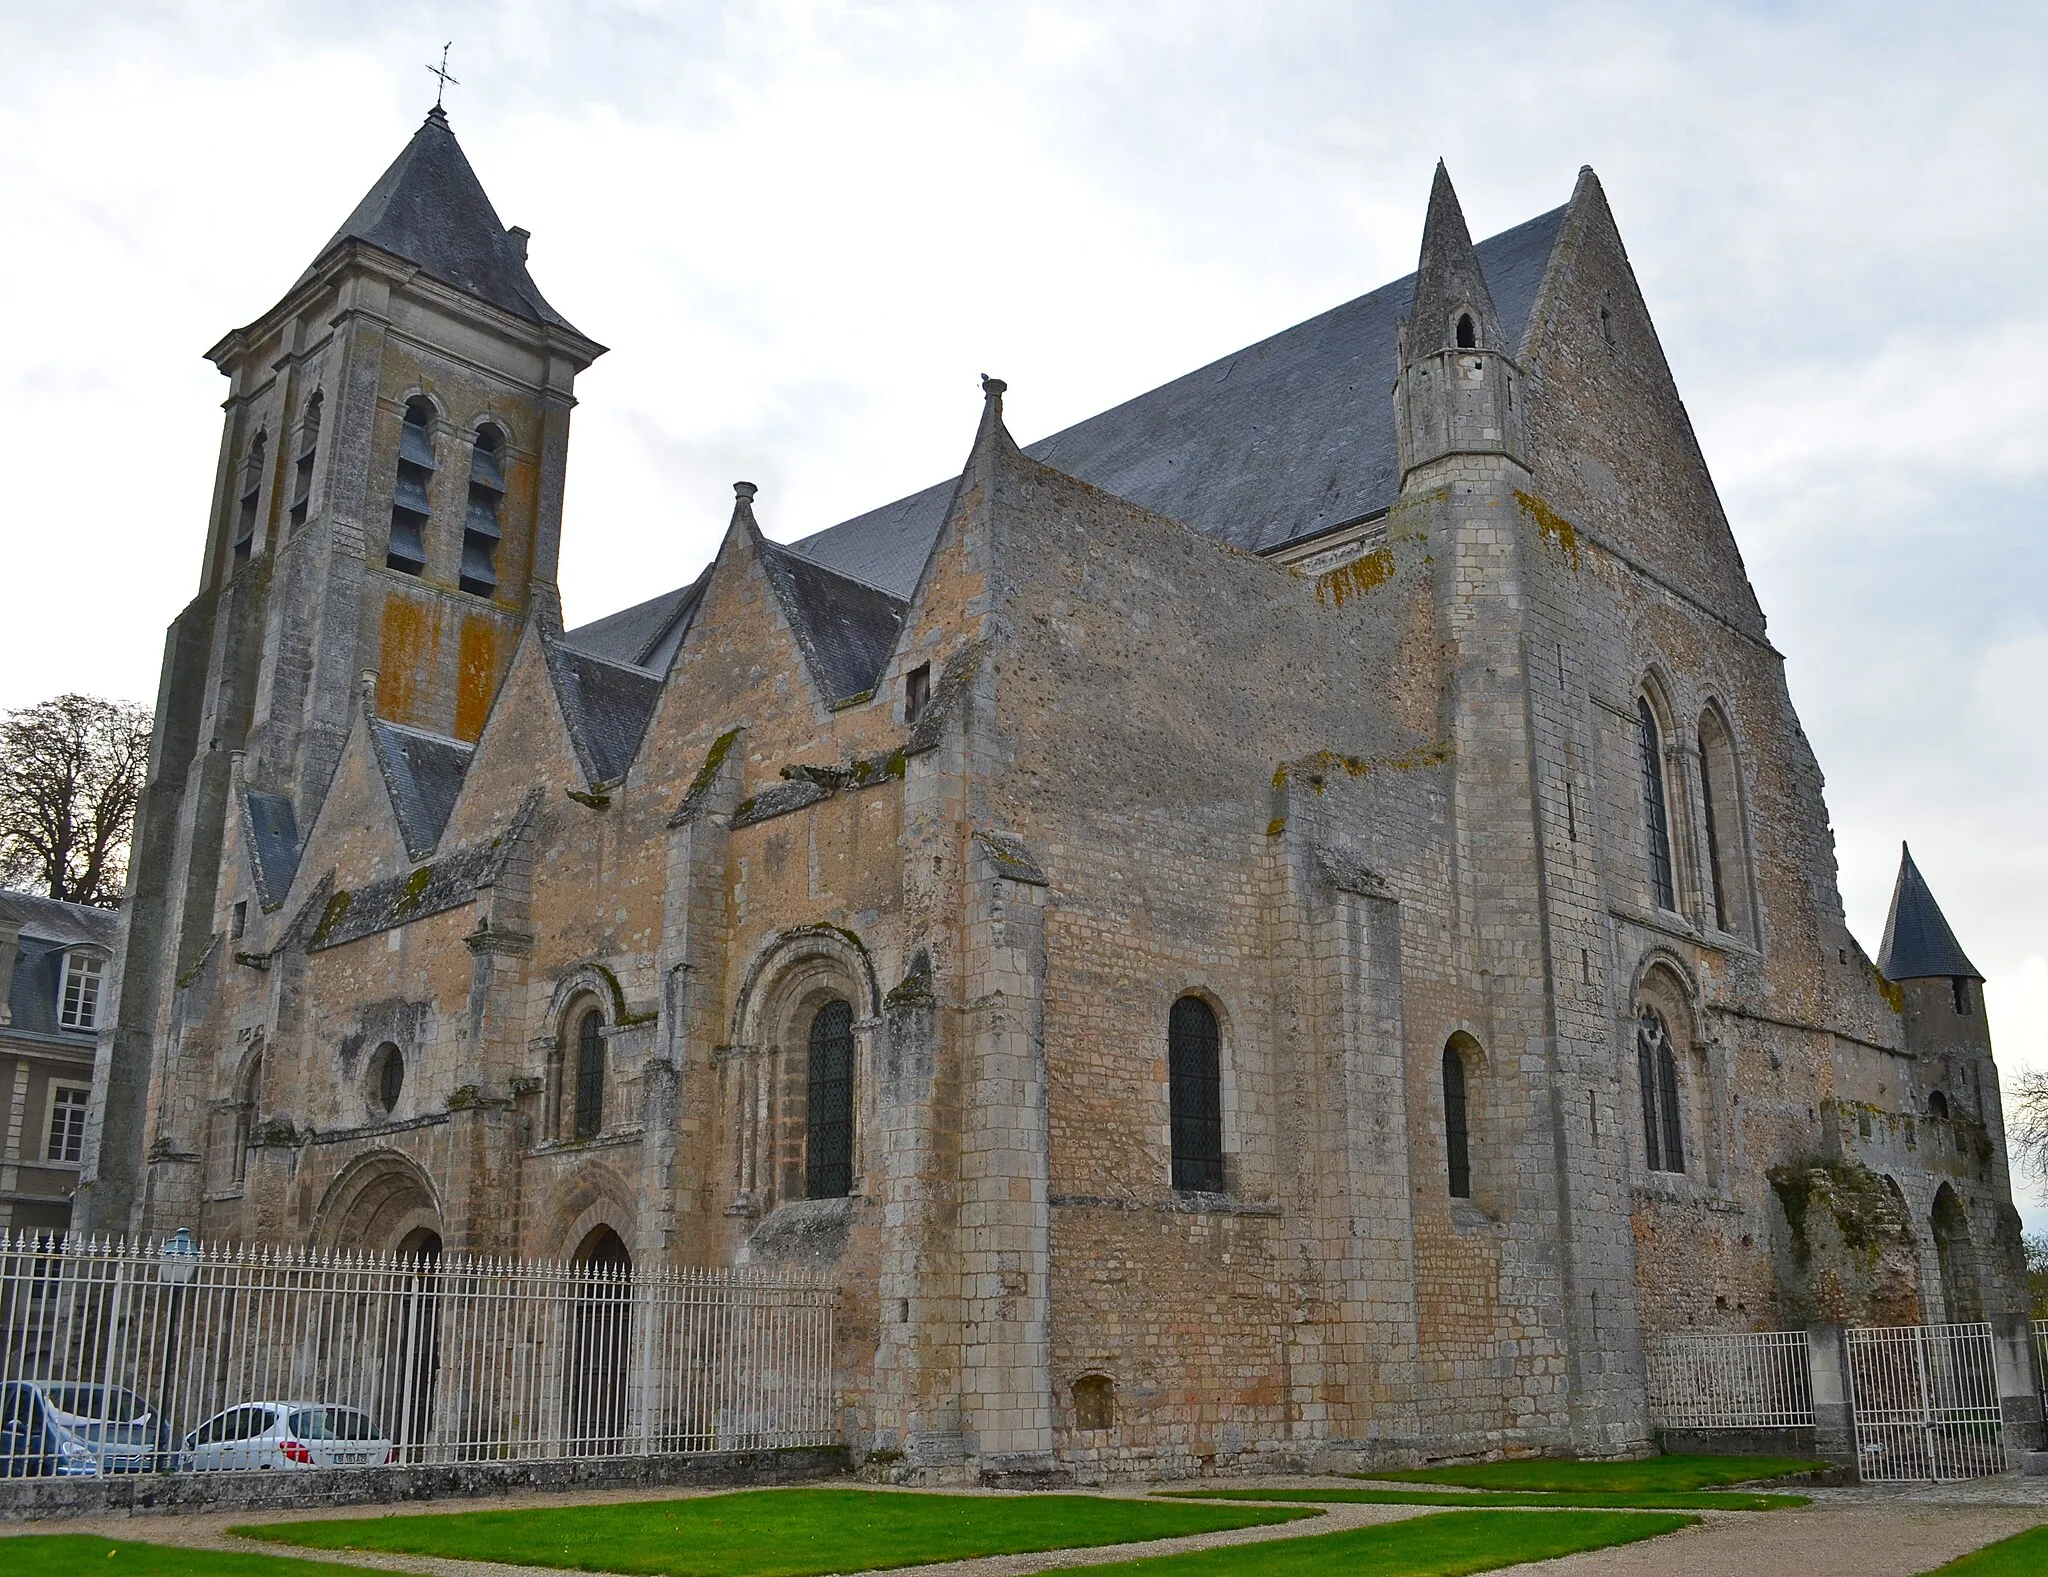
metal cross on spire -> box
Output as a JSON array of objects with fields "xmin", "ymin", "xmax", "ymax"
[{"xmin": 427, "ymin": 42, "xmax": 459, "ymax": 109}]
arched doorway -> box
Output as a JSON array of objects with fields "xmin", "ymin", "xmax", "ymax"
[
  {"xmin": 566, "ymin": 1227, "xmax": 632, "ymax": 1454},
  {"xmin": 390, "ymin": 1228, "xmax": 442, "ymax": 1462},
  {"xmin": 1931, "ymin": 1185, "xmax": 1982, "ymax": 1324}
]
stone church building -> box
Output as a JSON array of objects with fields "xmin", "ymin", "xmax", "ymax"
[{"xmin": 80, "ymin": 107, "xmax": 2025, "ymax": 1476}]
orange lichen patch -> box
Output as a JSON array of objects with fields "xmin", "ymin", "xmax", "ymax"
[
  {"xmin": 377, "ymin": 594, "xmax": 436, "ymax": 725},
  {"xmin": 1515, "ymin": 489, "xmax": 1580, "ymax": 569},
  {"xmin": 455, "ymin": 616, "xmax": 499, "ymax": 741},
  {"xmin": 1312, "ymin": 547, "xmax": 1397, "ymax": 607}
]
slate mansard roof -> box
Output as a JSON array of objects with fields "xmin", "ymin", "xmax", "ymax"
[
  {"xmin": 1877, "ymin": 845, "xmax": 1982, "ymax": 983},
  {"xmin": 294, "ymin": 107, "xmax": 586, "ymax": 339},
  {"xmin": 1, "ymin": 890, "xmax": 120, "ymax": 1043},
  {"xmin": 781, "ymin": 203, "xmax": 1568, "ymax": 598}
]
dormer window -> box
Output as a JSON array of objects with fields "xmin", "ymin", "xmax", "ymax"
[
  {"xmin": 233, "ymin": 432, "xmax": 267, "ymax": 564},
  {"xmin": 58, "ymin": 951, "xmax": 105, "ymax": 1031},
  {"xmin": 289, "ymin": 392, "xmax": 322, "ymax": 531},
  {"xmin": 386, "ymin": 397, "xmax": 435, "ymax": 576},
  {"xmin": 1455, "ymin": 313, "xmax": 1477, "ymax": 349},
  {"xmin": 460, "ymin": 423, "xmax": 505, "ymax": 598}
]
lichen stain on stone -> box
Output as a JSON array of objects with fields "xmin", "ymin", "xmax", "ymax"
[
  {"xmin": 310, "ymin": 889, "xmax": 353, "ymax": 947},
  {"xmin": 391, "ymin": 863, "xmax": 434, "ymax": 919},
  {"xmin": 1313, "ymin": 548, "xmax": 1397, "ymax": 608},
  {"xmin": 1514, "ymin": 490, "xmax": 1580, "ymax": 569},
  {"xmin": 454, "ymin": 617, "xmax": 498, "ymax": 741},
  {"xmin": 377, "ymin": 595, "xmax": 435, "ymax": 725}
]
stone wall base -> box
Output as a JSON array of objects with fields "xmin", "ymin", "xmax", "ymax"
[{"xmin": 0, "ymin": 1446, "xmax": 850, "ymax": 1522}]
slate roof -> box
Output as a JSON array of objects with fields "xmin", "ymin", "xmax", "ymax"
[
  {"xmin": 297, "ymin": 107, "xmax": 585, "ymax": 338},
  {"xmin": 241, "ymin": 791, "xmax": 303, "ymax": 910},
  {"xmin": 560, "ymin": 566, "xmax": 710, "ymax": 675},
  {"xmin": 758, "ymin": 543, "xmax": 906, "ymax": 706},
  {"xmin": 368, "ymin": 719, "xmax": 476, "ymax": 859},
  {"xmin": 545, "ymin": 641, "xmax": 666, "ymax": 786},
  {"xmin": 1877, "ymin": 845, "xmax": 1982, "ymax": 982},
  {"xmin": 783, "ymin": 203, "xmax": 1570, "ymax": 597},
  {"xmin": 0, "ymin": 890, "xmax": 120, "ymax": 1043}
]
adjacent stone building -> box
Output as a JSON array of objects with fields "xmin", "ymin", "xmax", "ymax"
[
  {"xmin": 80, "ymin": 107, "xmax": 2026, "ymax": 1475},
  {"xmin": 2, "ymin": 891, "xmax": 120, "ymax": 1237}
]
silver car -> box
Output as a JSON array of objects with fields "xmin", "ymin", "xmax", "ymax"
[
  {"xmin": 179, "ymin": 1402, "xmax": 392, "ymax": 1472},
  {"xmin": 0, "ymin": 1382, "xmax": 167, "ymax": 1476}
]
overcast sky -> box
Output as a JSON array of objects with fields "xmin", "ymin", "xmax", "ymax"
[{"xmin": 3, "ymin": 3, "xmax": 2044, "ymax": 1217}]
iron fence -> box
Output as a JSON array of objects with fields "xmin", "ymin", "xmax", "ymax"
[
  {"xmin": 0, "ymin": 1231, "xmax": 838, "ymax": 1475},
  {"xmin": 1846, "ymin": 1321, "xmax": 2004, "ymax": 1482},
  {"xmin": 2036, "ymin": 1318, "xmax": 2047, "ymax": 1410},
  {"xmin": 1646, "ymin": 1329, "xmax": 1814, "ymax": 1431}
]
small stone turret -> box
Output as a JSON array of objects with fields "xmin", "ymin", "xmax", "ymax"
[{"xmin": 1394, "ymin": 161, "xmax": 1527, "ymax": 481}]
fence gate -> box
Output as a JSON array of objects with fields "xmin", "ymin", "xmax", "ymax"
[{"xmin": 1847, "ymin": 1321, "xmax": 2006, "ymax": 1482}]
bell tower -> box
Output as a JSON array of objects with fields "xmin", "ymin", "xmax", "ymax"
[{"xmin": 78, "ymin": 107, "xmax": 603, "ymax": 1233}]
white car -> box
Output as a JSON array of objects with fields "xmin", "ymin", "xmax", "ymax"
[{"xmin": 179, "ymin": 1402, "xmax": 392, "ymax": 1472}]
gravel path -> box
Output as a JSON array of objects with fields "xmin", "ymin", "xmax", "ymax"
[{"xmin": 5, "ymin": 1475, "xmax": 2043, "ymax": 1577}]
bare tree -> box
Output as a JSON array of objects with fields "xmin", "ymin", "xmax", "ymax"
[
  {"xmin": 2011, "ymin": 1069, "xmax": 2048, "ymax": 1189},
  {"xmin": 0, "ymin": 693, "xmax": 153, "ymax": 907}
]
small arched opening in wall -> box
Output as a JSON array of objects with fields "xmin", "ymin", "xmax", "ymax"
[
  {"xmin": 567, "ymin": 1225, "xmax": 633, "ymax": 1455},
  {"xmin": 731, "ymin": 926, "xmax": 881, "ymax": 1213},
  {"xmin": 1441, "ymin": 1032, "xmax": 1483, "ymax": 1203},
  {"xmin": 1072, "ymin": 1373, "xmax": 1116, "ymax": 1432},
  {"xmin": 1930, "ymin": 1184, "xmax": 1982, "ymax": 1324},
  {"xmin": 540, "ymin": 976, "xmax": 614, "ymax": 1144},
  {"xmin": 219, "ymin": 1048, "xmax": 264, "ymax": 1188},
  {"xmin": 368, "ymin": 1042, "xmax": 405, "ymax": 1118},
  {"xmin": 389, "ymin": 1224, "xmax": 443, "ymax": 1460}
]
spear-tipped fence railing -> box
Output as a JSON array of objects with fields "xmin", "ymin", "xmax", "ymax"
[{"xmin": 0, "ymin": 1232, "xmax": 838, "ymax": 1472}]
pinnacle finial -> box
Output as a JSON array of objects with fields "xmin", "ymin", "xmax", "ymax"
[
  {"xmin": 981, "ymin": 374, "xmax": 1007, "ymax": 399},
  {"xmin": 733, "ymin": 481, "xmax": 758, "ymax": 502},
  {"xmin": 427, "ymin": 42, "xmax": 459, "ymax": 113}
]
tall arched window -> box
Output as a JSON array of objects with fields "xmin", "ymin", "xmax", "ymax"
[
  {"xmin": 460, "ymin": 423, "xmax": 505, "ymax": 597},
  {"xmin": 387, "ymin": 396, "xmax": 435, "ymax": 575},
  {"xmin": 1637, "ymin": 696, "xmax": 1677, "ymax": 911},
  {"xmin": 806, "ymin": 998, "xmax": 855, "ymax": 1199},
  {"xmin": 1442, "ymin": 1041, "xmax": 1472, "ymax": 1199},
  {"xmin": 1455, "ymin": 312, "xmax": 1477, "ymax": 348},
  {"xmin": 573, "ymin": 1008, "xmax": 605, "ymax": 1139},
  {"xmin": 1168, "ymin": 995, "xmax": 1224, "ymax": 1193},
  {"xmin": 1696, "ymin": 706, "xmax": 1752, "ymax": 941},
  {"xmin": 1636, "ymin": 1007, "xmax": 1685, "ymax": 1174},
  {"xmin": 231, "ymin": 1054, "xmax": 262, "ymax": 1184}
]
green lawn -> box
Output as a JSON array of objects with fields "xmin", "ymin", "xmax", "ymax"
[
  {"xmin": 239, "ymin": 1488, "xmax": 1317, "ymax": 1577},
  {"xmin": 1161, "ymin": 1486, "xmax": 1807, "ymax": 1510},
  {"xmin": 1357, "ymin": 1451, "xmax": 1823, "ymax": 1493},
  {"xmin": 1918, "ymin": 1525, "xmax": 2048, "ymax": 1575},
  {"xmin": 1063, "ymin": 1510, "xmax": 1695, "ymax": 1576},
  {"xmin": 0, "ymin": 1536, "xmax": 371, "ymax": 1577}
]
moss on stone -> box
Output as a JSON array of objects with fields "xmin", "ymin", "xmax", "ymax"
[
  {"xmin": 688, "ymin": 727, "xmax": 743, "ymax": 802},
  {"xmin": 391, "ymin": 864, "xmax": 434, "ymax": 919},
  {"xmin": 1515, "ymin": 490, "xmax": 1581, "ymax": 569},
  {"xmin": 309, "ymin": 890, "xmax": 353, "ymax": 948},
  {"xmin": 1313, "ymin": 547, "xmax": 1398, "ymax": 608},
  {"xmin": 1769, "ymin": 1156, "xmax": 1910, "ymax": 1268}
]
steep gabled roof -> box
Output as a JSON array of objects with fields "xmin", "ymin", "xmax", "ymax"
[
  {"xmin": 560, "ymin": 566, "xmax": 711, "ymax": 675},
  {"xmin": 543, "ymin": 640, "xmax": 665, "ymax": 786},
  {"xmin": 0, "ymin": 890, "xmax": 122, "ymax": 950},
  {"xmin": 782, "ymin": 201, "xmax": 1569, "ymax": 597},
  {"xmin": 368, "ymin": 718, "xmax": 475, "ymax": 860},
  {"xmin": 757, "ymin": 541, "xmax": 906, "ymax": 706},
  {"xmin": 1877, "ymin": 844, "xmax": 1982, "ymax": 982},
  {"xmin": 297, "ymin": 107, "xmax": 585, "ymax": 338}
]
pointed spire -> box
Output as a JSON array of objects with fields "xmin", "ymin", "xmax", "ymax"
[
  {"xmin": 1877, "ymin": 843, "xmax": 1982, "ymax": 981},
  {"xmin": 295, "ymin": 108, "xmax": 586, "ymax": 338},
  {"xmin": 1404, "ymin": 160, "xmax": 1504, "ymax": 356}
]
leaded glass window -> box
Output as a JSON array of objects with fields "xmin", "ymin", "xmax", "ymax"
[
  {"xmin": 806, "ymin": 999, "xmax": 854, "ymax": 1199},
  {"xmin": 574, "ymin": 1009, "xmax": 605, "ymax": 1139},
  {"xmin": 1168, "ymin": 995, "xmax": 1224, "ymax": 1193},
  {"xmin": 1637, "ymin": 1007, "xmax": 1685, "ymax": 1174},
  {"xmin": 1637, "ymin": 696, "xmax": 1677, "ymax": 911}
]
